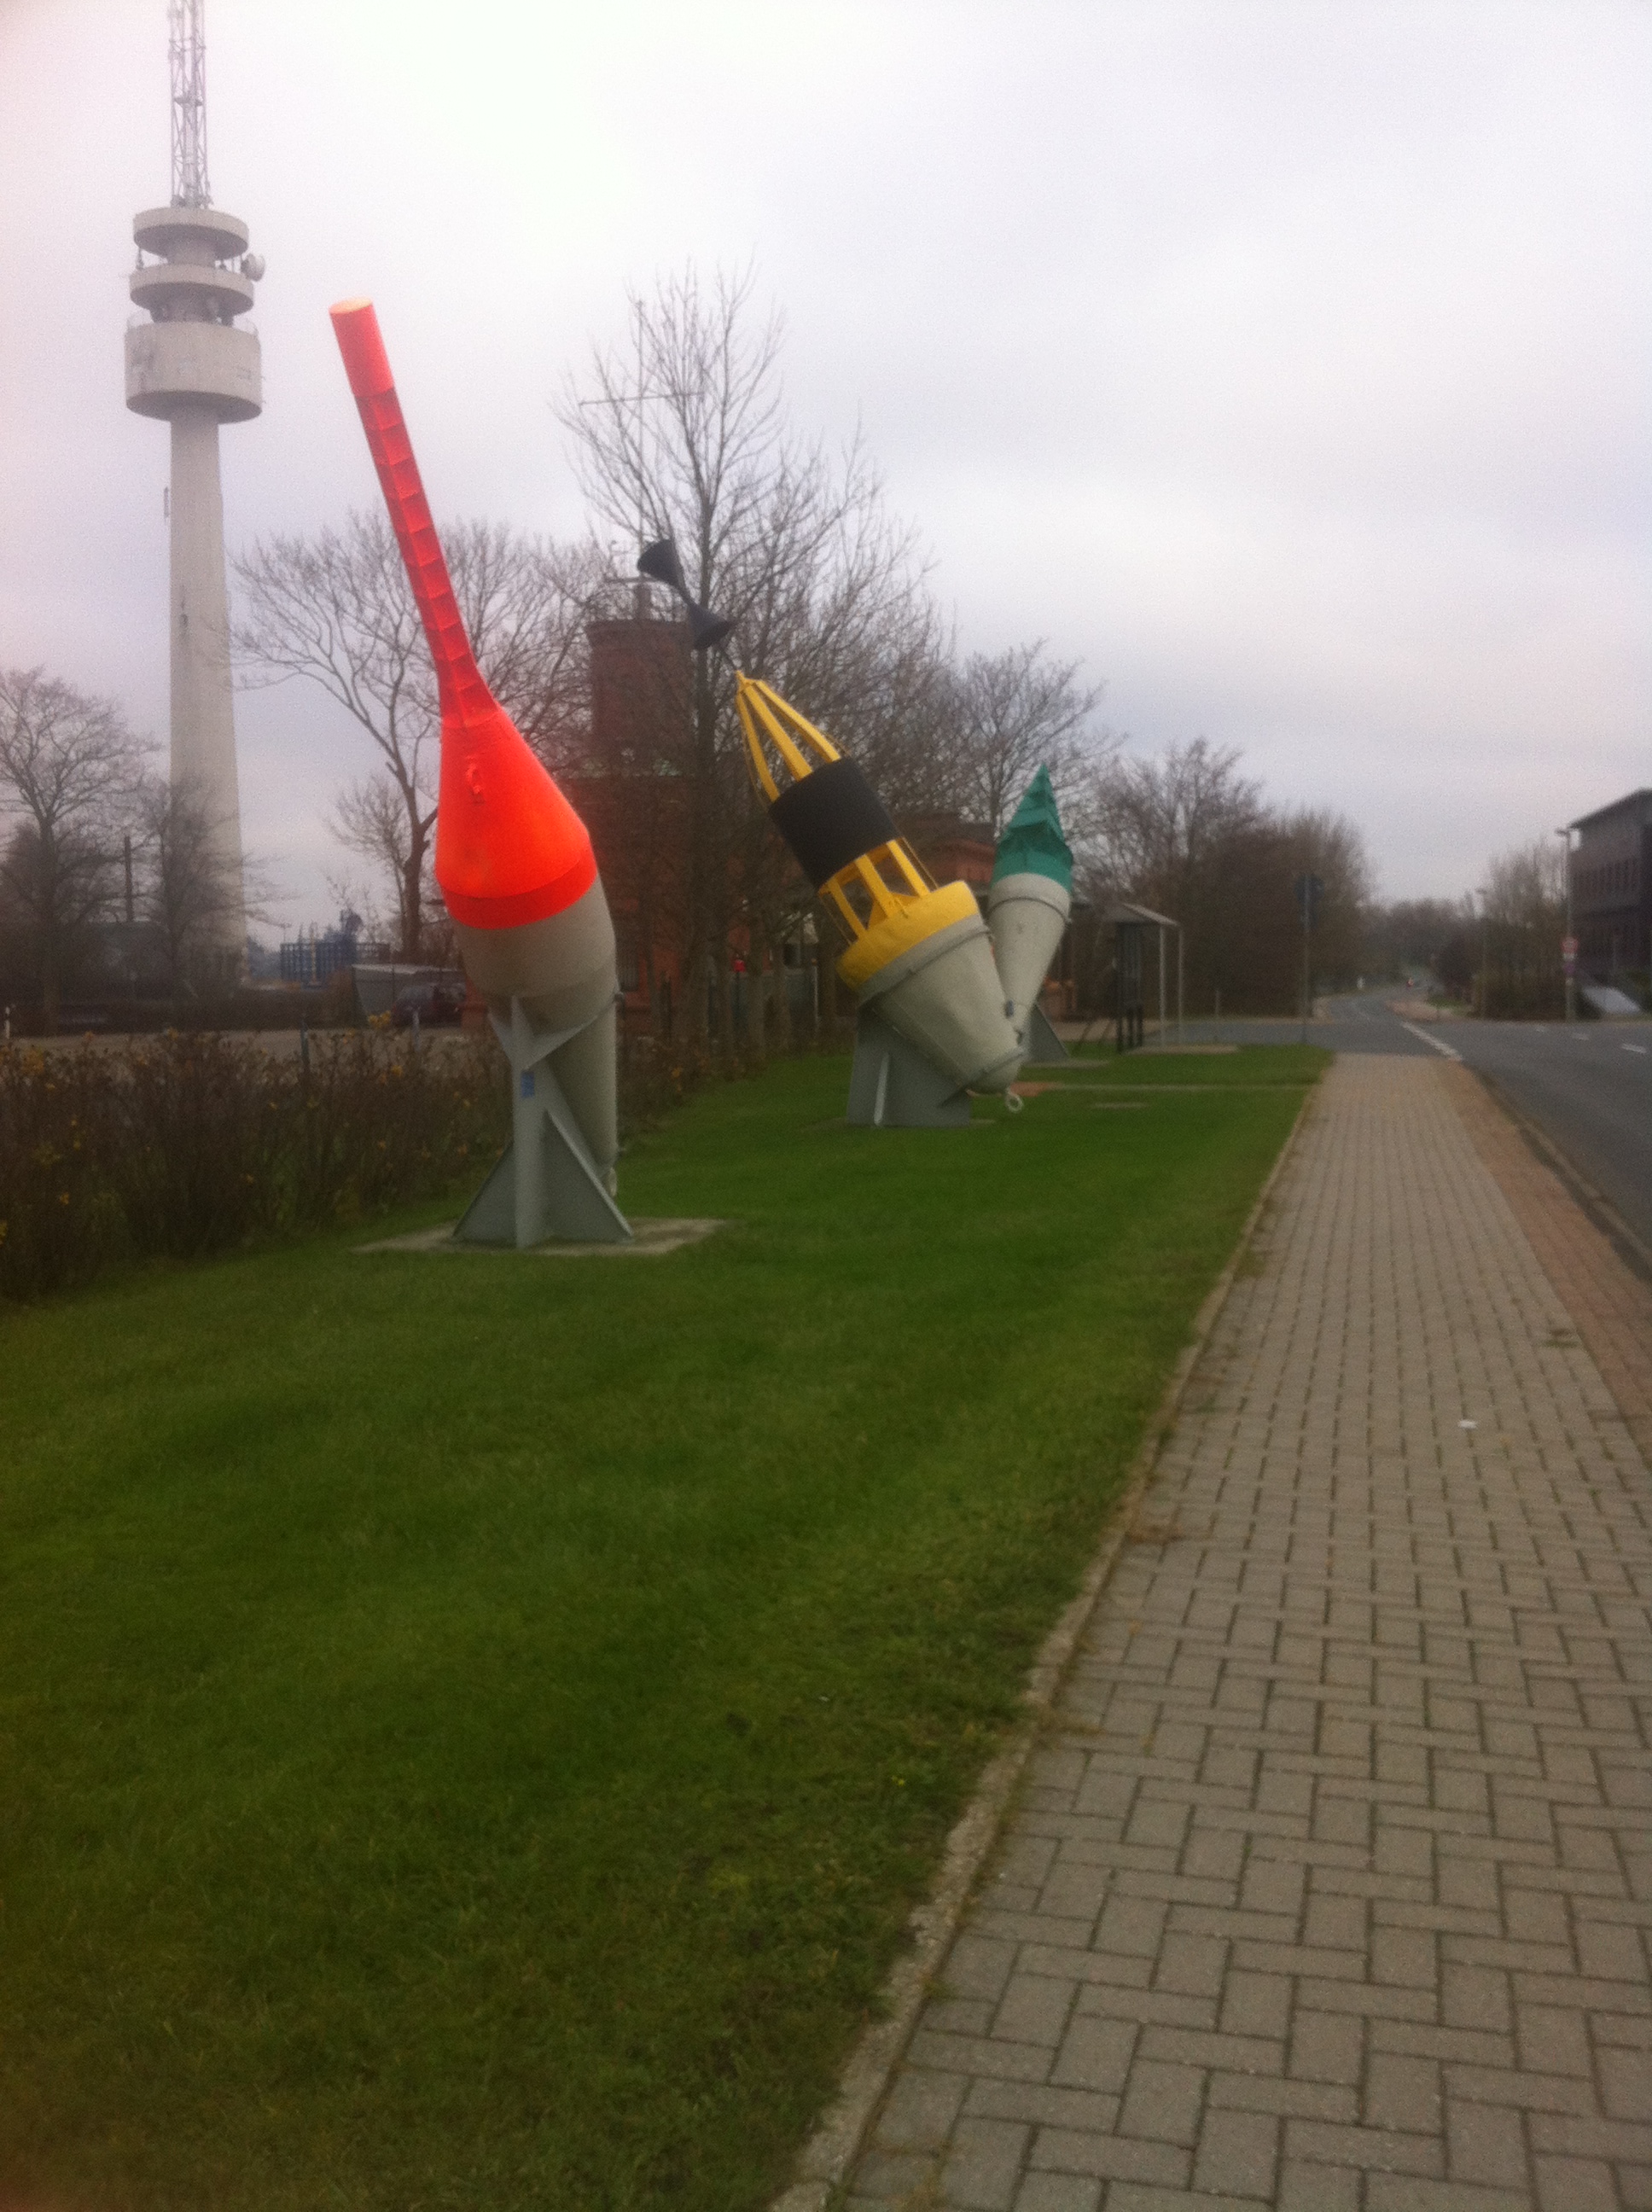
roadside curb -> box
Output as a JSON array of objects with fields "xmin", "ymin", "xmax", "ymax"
[
  {"xmin": 1462, "ymin": 1063, "xmax": 1652, "ymax": 1290},
  {"xmin": 1443, "ymin": 1061, "xmax": 1652, "ymax": 1466},
  {"xmin": 770, "ymin": 1079, "xmax": 1321, "ymax": 2212}
]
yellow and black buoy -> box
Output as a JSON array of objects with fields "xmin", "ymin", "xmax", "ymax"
[
  {"xmin": 732, "ymin": 677, "xmax": 1022, "ymax": 1097},
  {"xmin": 636, "ymin": 538, "xmax": 1022, "ymax": 1112}
]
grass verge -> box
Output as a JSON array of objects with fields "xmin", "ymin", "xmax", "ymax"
[
  {"xmin": 1056, "ymin": 1042, "xmax": 1330, "ymax": 1086},
  {"xmin": 0, "ymin": 1049, "xmax": 1319, "ymax": 2211}
]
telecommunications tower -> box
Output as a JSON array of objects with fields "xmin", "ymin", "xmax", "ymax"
[{"xmin": 125, "ymin": 0, "xmax": 262, "ymax": 966}]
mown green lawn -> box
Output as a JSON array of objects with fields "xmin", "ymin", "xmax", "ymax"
[
  {"xmin": 0, "ymin": 1047, "xmax": 1323, "ymax": 2212},
  {"xmin": 1056, "ymin": 1041, "xmax": 1329, "ymax": 1086}
]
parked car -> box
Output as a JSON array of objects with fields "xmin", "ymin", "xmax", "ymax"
[{"xmin": 390, "ymin": 981, "xmax": 465, "ymax": 1028}]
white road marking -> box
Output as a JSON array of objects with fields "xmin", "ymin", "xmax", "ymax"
[
  {"xmin": 1626, "ymin": 1043, "xmax": 1648, "ymax": 1056},
  {"xmin": 1400, "ymin": 1022, "xmax": 1462, "ymax": 1061}
]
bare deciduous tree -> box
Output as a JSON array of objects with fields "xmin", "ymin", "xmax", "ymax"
[
  {"xmin": 0, "ymin": 667, "xmax": 147, "ymax": 1029},
  {"xmin": 1083, "ymin": 739, "xmax": 1374, "ymax": 1015},
  {"xmin": 558, "ymin": 265, "xmax": 950, "ymax": 1045},
  {"xmin": 1478, "ymin": 835, "xmax": 1567, "ymax": 1015},
  {"xmin": 329, "ymin": 770, "xmax": 423, "ymax": 951},
  {"xmin": 1085, "ymin": 739, "xmax": 1265, "ymax": 900},
  {"xmin": 135, "ymin": 774, "xmax": 255, "ymax": 992},
  {"xmin": 1283, "ymin": 806, "xmax": 1375, "ymax": 998},
  {"xmin": 233, "ymin": 513, "xmax": 597, "ymax": 957},
  {"xmin": 1486, "ymin": 835, "xmax": 1565, "ymax": 927},
  {"xmin": 951, "ymin": 642, "xmax": 1111, "ymax": 840},
  {"xmin": 1362, "ymin": 897, "xmax": 1470, "ymax": 984}
]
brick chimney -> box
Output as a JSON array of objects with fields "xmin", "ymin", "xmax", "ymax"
[{"xmin": 587, "ymin": 614, "xmax": 692, "ymax": 768}]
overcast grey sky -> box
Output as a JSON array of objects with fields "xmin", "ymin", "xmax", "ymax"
[{"xmin": 2, "ymin": 0, "xmax": 1646, "ymax": 934}]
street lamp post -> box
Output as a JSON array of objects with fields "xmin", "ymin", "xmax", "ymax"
[
  {"xmin": 1476, "ymin": 888, "xmax": 1490, "ymax": 1019},
  {"xmin": 1294, "ymin": 873, "xmax": 1323, "ymax": 1045},
  {"xmin": 1556, "ymin": 826, "xmax": 1575, "ymax": 1024}
]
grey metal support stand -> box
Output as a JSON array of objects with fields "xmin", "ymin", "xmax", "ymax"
[
  {"xmin": 1023, "ymin": 1002, "xmax": 1068, "ymax": 1062},
  {"xmin": 846, "ymin": 1004, "xmax": 971, "ymax": 1127},
  {"xmin": 456, "ymin": 997, "xmax": 631, "ymax": 1247}
]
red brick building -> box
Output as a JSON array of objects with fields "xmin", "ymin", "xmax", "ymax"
[{"xmin": 565, "ymin": 613, "xmax": 695, "ymax": 1033}]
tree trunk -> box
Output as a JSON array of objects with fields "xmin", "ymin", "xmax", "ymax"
[
  {"xmin": 400, "ymin": 843, "xmax": 423, "ymax": 960},
  {"xmin": 817, "ymin": 908, "xmax": 841, "ymax": 1041},
  {"xmin": 679, "ymin": 886, "xmax": 709, "ymax": 1046},
  {"xmin": 769, "ymin": 935, "xmax": 793, "ymax": 1052},
  {"xmin": 713, "ymin": 944, "xmax": 734, "ymax": 1060},
  {"xmin": 747, "ymin": 957, "xmax": 767, "ymax": 1065},
  {"xmin": 643, "ymin": 942, "xmax": 661, "ymax": 1042},
  {"xmin": 679, "ymin": 656, "xmax": 718, "ymax": 1047}
]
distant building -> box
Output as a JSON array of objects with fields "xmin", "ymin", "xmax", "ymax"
[
  {"xmin": 566, "ymin": 613, "xmax": 695, "ymax": 1033},
  {"xmin": 900, "ymin": 815, "xmax": 995, "ymax": 892},
  {"xmin": 278, "ymin": 911, "xmax": 365, "ymax": 987},
  {"xmin": 1569, "ymin": 789, "xmax": 1651, "ymax": 983}
]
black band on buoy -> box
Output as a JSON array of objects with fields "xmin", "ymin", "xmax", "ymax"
[{"xmin": 769, "ymin": 758, "xmax": 899, "ymax": 889}]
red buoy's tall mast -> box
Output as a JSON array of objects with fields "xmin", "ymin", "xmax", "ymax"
[
  {"xmin": 329, "ymin": 298, "xmax": 596, "ymax": 932},
  {"xmin": 329, "ymin": 300, "xmax": 490, "ymax": 723}
]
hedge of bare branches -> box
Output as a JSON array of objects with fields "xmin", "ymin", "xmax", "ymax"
[{"xmin": 0, "ymin": 1030, "xmax": 509, "ymax": 1302}]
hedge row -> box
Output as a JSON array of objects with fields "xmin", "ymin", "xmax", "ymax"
[{"xmin": 0, "ymin": 1030, "xmax": 509, "ymax": 1303}]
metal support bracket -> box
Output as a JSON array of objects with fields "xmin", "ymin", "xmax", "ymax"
[
  {"xmin": 455, "ymin": 998, "xmax": 631, "ymax": 1248},
  {"xmin": 1023, "ymin": 1002, "xmax": 1068, "ymax": 1062},
  {"xmin": 846, "ymin": 1004, "xmax": 971, "ymax": 1128}
]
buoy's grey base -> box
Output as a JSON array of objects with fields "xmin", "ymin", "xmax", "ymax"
[
  {"xmin": 457, "ymin": 997, "xmax": 631, "ymax": 1247},
  {"xmin": 846, "ymin": 1006, "xmax": 971, "ymax": 1127},
  {"xmin": 1023, "ymin": 1002, "xmax": 1068, "ymax": 1062},
  {"xmin": 354, "ymin": 1218, "xmax": 724, "ymax": 1260},
  {"xmin": 852, "ymin": 911, "xmax": 1021, "ymax": 1095}
]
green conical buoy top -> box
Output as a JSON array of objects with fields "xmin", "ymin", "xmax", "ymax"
[{"xmin": 991, "ymin": 765, "xmax": 1073, "ymax": 890}]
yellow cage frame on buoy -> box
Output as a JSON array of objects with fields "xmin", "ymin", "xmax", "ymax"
[{"xmin": 733, "ymin": 674, "xmax": 981, "ymax": 992}]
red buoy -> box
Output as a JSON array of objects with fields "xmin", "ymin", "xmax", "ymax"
[
  {"xmin": 330, "ymin": 300, "xmax": 625, "ymax": 1235},
  {"xmin": 329, "ymin": 298, "xmax": 595, "ymax": 932}
]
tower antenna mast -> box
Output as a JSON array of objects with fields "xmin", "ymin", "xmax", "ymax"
[
  {"xmin": 169, "ymin": 0, "xmax": 209, "ymax": 208},
  {"xmin": 128, "ymin": 0, "xmax": 262, "ymax": 975}
]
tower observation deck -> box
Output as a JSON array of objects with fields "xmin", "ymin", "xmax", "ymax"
[{"xmin": 125, "ymin": 0, "xmax": 262, "ymax": 969}]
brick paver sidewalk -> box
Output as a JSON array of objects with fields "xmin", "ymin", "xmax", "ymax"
[{"xmin": 843, "ymin": 1055, "xmax": 1652, "ymax": 2212}]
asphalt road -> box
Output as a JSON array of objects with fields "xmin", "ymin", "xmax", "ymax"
[
  {"xmin": 1164, "ymin": 994, "xmax": 1652, "ymax": 1258},
  {"xmin": 1431, "ymin": 1005, "xmax": 1652, "ymax": 1260},
  {"xmin": 1163, "ymin": 999, "xmax": 1440, "ymax": 1056}
]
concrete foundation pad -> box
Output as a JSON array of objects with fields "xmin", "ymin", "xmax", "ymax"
[{"xmin": 353, "ymin": 1217, "xmax": 726, "ymax": 1259}]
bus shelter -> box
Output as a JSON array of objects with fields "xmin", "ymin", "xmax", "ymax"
[{"xmin": 1103, "ymin": 901, "xmax": 1182, "ymax": 1052}]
